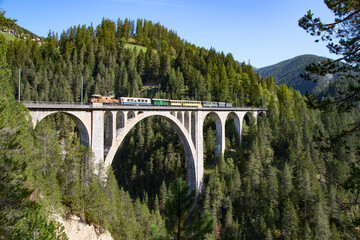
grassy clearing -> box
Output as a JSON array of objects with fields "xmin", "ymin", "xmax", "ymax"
[
  {"xmin": 124, "ymin": 43, "xmax": 147, "ymax": 53},
  {"xmin": 0, "ymin": 32, "xmax": 17, "ymax": 41}
]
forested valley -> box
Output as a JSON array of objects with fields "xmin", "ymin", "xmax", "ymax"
[{"xmin": 1, "ymin": 8, "xmax": 360, "ymax": 240}]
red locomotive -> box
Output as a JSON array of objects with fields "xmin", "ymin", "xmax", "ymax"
[{"xmin": 89, "ymin": 94, "xmax": 119, "ymax": 103}]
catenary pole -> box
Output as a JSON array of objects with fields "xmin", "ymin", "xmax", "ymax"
[
  {"xmin": 236, "ymin": 92, "xmax": 238, "ymax": 107},
  {"xmin": 81, "ymin": 76, "xmax": 83, "ymax": 104},
  {"xmin": 18, "ymin": 69, "xmax": 21, "ymax": 102}
]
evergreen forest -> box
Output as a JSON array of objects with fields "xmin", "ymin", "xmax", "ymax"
[{"xmin": 1, "ymin": 4, "xmax": 360, "ymax": 239}]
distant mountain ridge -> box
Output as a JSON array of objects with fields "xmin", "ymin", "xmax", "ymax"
[{"xmin": 256, "ymin": 54, "xmax": 335, "ymax": 95}]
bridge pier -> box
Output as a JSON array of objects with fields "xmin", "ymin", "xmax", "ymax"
[
  {"xmin": 91, "ymin": 109, "xmax": 104, "ymax": 170},
  {"xmin": 192, "ymin": 111, "xmax": 204, "ymax": 193},
  {"xmin": 111, "ymin": 111, "xmax": 117, "ymax": 146}
]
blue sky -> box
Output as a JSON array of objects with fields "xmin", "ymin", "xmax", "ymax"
[{"xmin": 1, "ymin": 0, "xmax": 335, "ymax": 68}]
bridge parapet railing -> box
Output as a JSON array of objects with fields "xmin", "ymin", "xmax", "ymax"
[{"xmin": 22, "ymin": 101, "xmax": 90, "ymax": 106}]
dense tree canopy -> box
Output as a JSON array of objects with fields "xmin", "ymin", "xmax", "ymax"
[
  {"xmin": 1, "ymin": 8, "xmax": 360, "ymax": 239},
  {"xmin": 5, "ymin": 17, "xmax": 268, "ymax": 107},
  {"xmin": 299, "ymin": 0, "xmax": 360, "ymax": 236}
]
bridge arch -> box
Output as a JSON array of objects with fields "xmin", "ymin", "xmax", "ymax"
[
  {"xmin": 177, "ymin": 111, "xmax": 183, "ymax": 123},
  {"xmin": 225, "ymin": 111, "xmax": 242, "ymax": 150},
  {"xmin": 234, "ymin": 111, "xmax": 257, "ymax": 144},
  {"xmin": 116, "ymin": 111, "xmax": 125, "ymax": 129},
  {"xmin": 243, "ymin": 111, "xmax": 256, "ymax": 127},
  {"xmin": 104, "ymin": 111, "xmax": 198, "ymax": 191},
  {"xmin": 104, "ymin": 111, "xmax": 114, "ymax": 156},
  {"xmin": 127, "ymin": 111, "xmax": 136, "ymax": 119},
  {"xmin": 29, "ymin": 111, "xmax": 91, "ymax": 147},
  {"xmin": 25, "ymin": 103, "xmax": 267, "ymax": 194},
  {"xmin": 202, "ymin": 111, "xmax": 223, "ymax": 159}
]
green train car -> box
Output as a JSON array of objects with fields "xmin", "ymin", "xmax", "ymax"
[
  {"xmin": 202, "ymin": 101, "xmax": 218, "ymax": 107},
  {"xmin": 152, "ymin": 99, "xmax": 169, "ymax": 106}
]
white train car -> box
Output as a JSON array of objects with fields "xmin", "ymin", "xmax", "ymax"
[{"xmin": 120, "ymin": 97, "xmax": 151, "ymax": 105}]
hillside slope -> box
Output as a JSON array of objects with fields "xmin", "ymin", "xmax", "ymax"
[
  {"xmin": 256, "ymin": 54, "xmax": 335, "ymax": 94},
  {"xmin": 2, "ymin": 12, "xmax": 360, "ymax": 239}
]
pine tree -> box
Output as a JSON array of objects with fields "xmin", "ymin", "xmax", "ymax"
[
  {"xmin": 303, "ymin": 221, "xmax": 312, "ymax": 240},
  {"xmin": 246, "ymin": 138, "xmax": 262, "ymax": 190},
  {"xmin": 159, "ymin": 180, "xmax": 167, "ymax": 212},
  {"xmin": 281, "ymin": 198, "xmax": 299, "ymax": 239},
  {"xmin": 282, "ymin": 162, "xmax": 294, "ymax": 197},
  {"xmin": 299, "ymin": 168, "xmax": 313, "ymax": 220},
  {"xmin": 33, "ymin": 118, "xmax": 63, "ymax": 207},
  {"xmin": 164, "ymin": 178, "xmax": 212, "ymax": 239},
  {"xmin": 314, "ymin": 189, "xmax": 331, "ymax": 240}
]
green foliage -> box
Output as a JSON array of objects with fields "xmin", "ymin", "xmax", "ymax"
[
  {"xmin": 299, "ymin": 1, "xmax": 360, "ymax": 233},
  {"xmin": 0, "ymin": 33, "xmax": 66, "ymax": 239},
  {"xmin": 2, "ymin": 8, "xmax": 360, "ymax": 240},
  {"xmin": 113, "ymin": 116, "xmax": 187, "ymax": 205},
  {"xmin": 13, "ymin": 207, "xmax": 68, "ymax": 240},
  {"xmin": 28, "ymin": 113, "xmax": 166, "ymax": 239},
  {"xmin": 200, "ymin": 80, "xmax": 360, "ymax": 238},
  {"xmin": 164, "ymin": 178, "xmax": 212, "ymax": 239},
  {"xmin": 0, "ymin": 9, "xmax": 17, "ymax": 28}
]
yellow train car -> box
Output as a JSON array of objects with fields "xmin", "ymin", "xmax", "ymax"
[
  {"xmin": 182, "ymin": 100, "xmax": 202, "ymax": 107},
  {"xmin": 169, "ymin": 99, "xmax": 201, "ymax": 107},
  {"xmin": 169, "ymin": 100, "xmax": 184, "ymax": 106}
]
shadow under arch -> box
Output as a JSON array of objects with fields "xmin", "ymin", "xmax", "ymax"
[
  {"xmin": 257, "ymin": 111, "xmax": 266, "ymax": 120},
  {"xmin": 104, "ymin": 112, "xmax": 197, "ymax": 191},
  {"xmin": 225, "ymin": 111, "xmax": 241, "ymax": 149},
  {"xmin": 32, "ymin": 111, "xmax": 90, "ymax": 148},
  {"xmin": 238, "ymin": 111, "xmax": 257, "ymax": 145},
  {"xmin": 243, "ymin": 111, "xmax": 256, "ymax": 127},
  {"xmin": 202, "ymin": 111, "xmax": 223, "ymax": 160}
]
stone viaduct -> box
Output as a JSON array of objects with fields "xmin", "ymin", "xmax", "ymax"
[{"xmin": 24, "ymin": 102, "xmax": 266, "ymax": 194}]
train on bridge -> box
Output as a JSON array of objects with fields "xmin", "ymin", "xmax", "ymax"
[{"xmin": 89, "ymin": 95, "xmax": 233, "ymax": 108}]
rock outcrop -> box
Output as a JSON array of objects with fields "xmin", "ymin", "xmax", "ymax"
[{"xmin": 53, "ymin": 214, "xmax": 113, "ymax": 240}]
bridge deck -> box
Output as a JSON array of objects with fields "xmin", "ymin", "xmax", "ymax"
[{"xmin": 22, "ymin": 101, "xmax": 266, "ymax": 112}]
